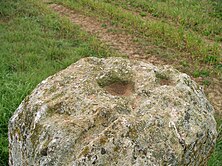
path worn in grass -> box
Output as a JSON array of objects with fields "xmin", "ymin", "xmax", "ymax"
[
  {"xmin": 47, "ymin": 2, "xmax": 222, "ymax": 117},
  {"xmin": 49, "ymin": 4, "xmax": 167, "ymax": 66}
]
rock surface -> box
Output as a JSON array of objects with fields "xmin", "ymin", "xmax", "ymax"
[{"xmin": 9, "ymin": 57, "xmax": 217, "ymax": 166}]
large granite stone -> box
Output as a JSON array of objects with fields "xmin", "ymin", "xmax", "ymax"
[{"xmin": 9, "ymin": 57, "xmax": 217, "ymax": 165}]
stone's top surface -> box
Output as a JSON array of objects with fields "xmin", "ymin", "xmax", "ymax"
[{"xmin": 9, "ymin": 57, "xmax": 217, "ymax": 166}]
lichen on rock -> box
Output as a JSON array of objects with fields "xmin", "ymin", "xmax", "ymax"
[{"xmin": 9, "ymin": 57, "xmax": 217, "ymax": 166}]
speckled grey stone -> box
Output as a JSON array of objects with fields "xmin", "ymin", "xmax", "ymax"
[{"xmin": 9, "ymin": 57, "xmax": 217, "ymax": 166}]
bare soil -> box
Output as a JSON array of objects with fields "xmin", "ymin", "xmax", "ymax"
[
  {"xmin": 104, "ymin": 82, "xmax": 134, "ymax": 96},
  {"xmin": 49, "ymin": 4, "xmax": 167, "ymax": 65}
]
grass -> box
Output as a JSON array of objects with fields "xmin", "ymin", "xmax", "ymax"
[
  {"xmin": 0, "ymin": 0, "xmax": 116, "ymax": 165},
  {"xmin": 101, "ymin": 0, "xmax": 222, "ymax": 42},
  {"xmin": 208, "ymin": 115, "xmax": 222, "ymax": 166},
  {"xmin": 0, "ymin": 0, "xmax": 221, "ymax": 165},
  {"xmin": 54, "ymin": 0, "xmax": 222, "ymax": 80}
]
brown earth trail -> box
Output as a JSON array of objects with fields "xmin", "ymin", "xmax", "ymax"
[
  {"xmin": 45, "ymin": 2, "xmax": 221, "ymax": 116},
  {"xmin": 49, "ymin": 3, "xmax": 167, "ymax": 65}
]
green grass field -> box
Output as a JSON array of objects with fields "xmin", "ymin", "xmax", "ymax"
[
  {"xmin": 0, "ymin": 0, "xmax": 221, "ymax": 165},
  {"xmin": 0, "ymin": 0, "xmax": 116, "ymax": 165},
  {"xmin": 100, "ymin": 0, "xmax": 222, "ymax": 42}
]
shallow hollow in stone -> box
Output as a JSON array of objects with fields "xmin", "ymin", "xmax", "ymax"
[{"xmin": 103, "ymin": 81, "xmax": 134, "ymax": 96}]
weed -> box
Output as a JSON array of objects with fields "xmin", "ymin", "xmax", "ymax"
[
  {"xmin": 101, "ymin": 23, "xmax": 107, "ymax": 28},
  {"xmin": 202, "ymin": 80, "xmax": 211, "ymax": 86},
  {"xmin": 193, "ymin": 70, "xmax": 210, "ymax": 78},
  {"xmin": 180, "ymin": 61, "xmax": 189, "ymax": 67},
  {"xmin": 139, "ymin": 12, "xmax": 147, "ymax": 17},
  {"xmin": 204, "ymin": 55, "xmax": 219, "ymax": 64}
]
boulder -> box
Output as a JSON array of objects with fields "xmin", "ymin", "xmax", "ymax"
[{"xmin": 9, "ymin": 57, "xmax": 217, "ymax": 165}]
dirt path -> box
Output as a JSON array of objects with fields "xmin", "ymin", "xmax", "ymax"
[
  {"xmin": 46, "ymin": 2, "xmax": 221, "ymax": 116},
  {"xmin": 49, "ymin": 3, "xmax": 168, "ymax": 66}
]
